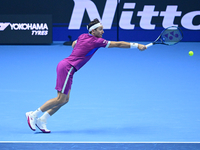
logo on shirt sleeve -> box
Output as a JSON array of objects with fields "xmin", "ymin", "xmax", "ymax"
[{"xmin": 103, "ymin": 40, "xmax": 107, "ymax": 43}]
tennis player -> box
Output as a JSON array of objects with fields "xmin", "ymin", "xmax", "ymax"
[{"xmin": 26, "ymin": 18, "xmax": 147, "ymax": 133}]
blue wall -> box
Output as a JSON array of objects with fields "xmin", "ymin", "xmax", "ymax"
[{"xmin": 0, "ymin": 0, "xmax": 200, "ymax": 42}]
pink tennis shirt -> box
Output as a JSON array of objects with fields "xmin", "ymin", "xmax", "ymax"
[{"xmin": 66, "ymin": 33, "xmax": 110, "ymax": 71}]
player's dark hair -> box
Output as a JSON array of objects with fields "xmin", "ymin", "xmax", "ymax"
[{"xmin": 87, "ymin": 18, "xmax": 100, "ymax": 33}]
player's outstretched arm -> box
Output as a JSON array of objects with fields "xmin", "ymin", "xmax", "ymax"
[{"xmin": 108, "ymin": 41, "xmax": 146, "ymax": 51}]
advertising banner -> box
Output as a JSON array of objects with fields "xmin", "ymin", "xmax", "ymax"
[
  {"xmin": 53, "ymin": 0, "xmax": 200, "ymax": 42},
  {"xmin": 0, "ymin": 15, "xmax": 52, "ymax": 44},
  {"xmin": 0, "ymin": 0, "xmax": 199, "ymax": 42}
]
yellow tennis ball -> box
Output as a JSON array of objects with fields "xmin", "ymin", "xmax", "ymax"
[{"xmin": 189, "ymin": 51, "xmax": 194, "ymax": 56}]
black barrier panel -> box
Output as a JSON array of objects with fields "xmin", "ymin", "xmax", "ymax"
[{"xmin": 0, "ymin": 15, "xmax": 52, "ymax": 44}]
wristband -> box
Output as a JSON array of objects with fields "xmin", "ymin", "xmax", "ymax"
[{"xmin": 130, "ymin": 43, "xmax": 138, "ymax": 48}]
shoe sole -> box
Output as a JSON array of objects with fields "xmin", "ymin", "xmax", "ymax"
[
  {"xmin": 36, "ymin": 124, "xmax": 51, "ymax": 133},
  {"xmin": 26, "ymin": 113, "xmax": 36, "ymax": 131}
]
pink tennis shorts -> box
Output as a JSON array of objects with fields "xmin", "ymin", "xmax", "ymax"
[{"xmin": 55, "ymin": 59, "xmax": 76, "ymax": 95}]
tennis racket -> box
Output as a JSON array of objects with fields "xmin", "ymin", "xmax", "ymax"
[{"xmin": 146, "ymin": 26, "xmax": 183, "ymax": 48}]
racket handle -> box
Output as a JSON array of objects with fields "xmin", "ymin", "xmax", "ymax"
[{"xmin": 146, "ymin": 43, "xmax": 153, "ymax": 48}]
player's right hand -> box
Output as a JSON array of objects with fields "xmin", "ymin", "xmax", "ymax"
[{"xmin": 138, "ymin": 44, "xmax": 147, "ymax": 51}]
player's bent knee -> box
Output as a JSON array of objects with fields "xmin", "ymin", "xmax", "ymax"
[
  {"xmin": 59, "ymin": 94, "xmax": 69, "ymax": 105},
  {"xmin": 61, "ymin": 97, "xmax": 69, "ymax": 104},
  {"xmin": 55, "ymin": 91, "xmax": 70, "ymax": 106},
  {"xmin": 62, "ymin": 98, "xmax": 69, "ymax": 105}
]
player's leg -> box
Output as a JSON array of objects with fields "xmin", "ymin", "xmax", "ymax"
[
  {"xmin": 35, "ymin": 91, "xmax": 70, "ymax": 133},
  {"xmin": 26, "ymin": 91, "xmax": 68, "ymax": 131},
  {"xmin": 25, "ymin": 92, "xmax": 67, "ymax": 132},
  {"xmin": 39, "ymin": 90, "xmax": 70, "ymax": 117},
  {"xmin": 39, "ymin": 91, "xmax": 69, "ymax": 113},
  {"xmin": 46, "ymin": 90, "xmax": 70, "ymax": 116},
  {"xmin": 26, "ymin": 60, "xmax": 75, "ymax": 132},
  {"xmin": 27, "ymin": 91, "xmax": 69, "ymax": 133}
]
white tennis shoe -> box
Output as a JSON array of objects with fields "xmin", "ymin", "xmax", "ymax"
[
  {"xmin": 25, "ymin": 111, "xmax": 37, "ymax": 131},
  {"xmin": 36, "ymin": 118, "xmax": 51, "ymax": 133}
]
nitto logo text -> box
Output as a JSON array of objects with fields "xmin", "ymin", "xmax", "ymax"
[{"xmin": 69, "ymin": 0, "xmax": 200, "ymax": 30}]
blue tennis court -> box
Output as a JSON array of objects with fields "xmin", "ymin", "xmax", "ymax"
[{"xmin": 0, "ymin": 42, "xmax": 200, "ymax": 149}]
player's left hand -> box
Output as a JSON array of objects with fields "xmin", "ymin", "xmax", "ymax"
[{"xmin": 138, "ymin": 44, "xmax": 147, "ymax": 51}]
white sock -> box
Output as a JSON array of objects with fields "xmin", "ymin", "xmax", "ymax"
[
  {"xmin": 32, "ymin": 108, "xmax": 42, "ymax": 117},
  {"xmin": 39, "ymin": 112, "xmax": 50, "ymax": 122}
]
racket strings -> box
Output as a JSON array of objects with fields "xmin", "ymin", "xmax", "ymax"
[{"xmin": 161, "ymin": 27, "xmax": 183, "ymax": 45}]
